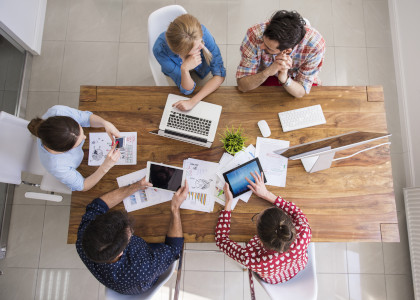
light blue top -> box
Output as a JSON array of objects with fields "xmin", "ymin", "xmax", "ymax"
[
  {"xmin": 153, "ymin": 24, "xmax": 226, "ymax": 95},
  {"xmin": 37, "ymin": 105, "xmax": 92, "ymax": 191}
]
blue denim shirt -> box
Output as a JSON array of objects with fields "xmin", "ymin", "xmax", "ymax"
[
  {"xmin": 76, "ymin": 198, "xmax": 184, "ymax": 295},
  {"xmin": 37, "ymin": 105, "xmax": 92, "ymax": 191},
  {"xmin": 153, "ymin": 24, "xmax": 226, "ymax": 95}
]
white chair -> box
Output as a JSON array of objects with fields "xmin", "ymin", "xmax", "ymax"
[
  {"xmin": 0, "ymin": 111, "xmax": 71, "ymax": 202},
  {"xmin": 105, "ymin": 259, "xmax": 180, "ymax": 300},
  {"xmin": 252, "ymin": 243, "xmax": 317, "ymax": 300},
  {"xmin": 148, "ymin": 5, "xmax": 187, "ymax": 86}
]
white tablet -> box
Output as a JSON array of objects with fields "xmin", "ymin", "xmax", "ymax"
[{"xmin": 145, "ymin": 161, "xmax": 185, "ymax": 192}]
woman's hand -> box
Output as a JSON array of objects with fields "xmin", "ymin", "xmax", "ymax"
[
  {"xmin": 172, "ymin": 99, "xmax": 199, "ymax": 111},
  {"xmin": 245, "ymin": 171, "xmax": 277, "ymax": 203},
  {"xmin": 181, "ymin": 52, "xmax": 202, "ymax": 71},
  {"xmin": 104, "ymin": 121, "xmax": 121, "ymax": 142},
  {"xmin": 223, "ymin": 182, "xmax": 234, "ymax": 211},
  {"xmin": 101, "ymin": 143, "xmax": 121, "ymax": 172}
]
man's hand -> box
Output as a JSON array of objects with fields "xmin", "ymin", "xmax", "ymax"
[
  {"xmin": 101, "ymin": 143, "xmax": 121, "ymax": 172},
  {"xmin": 181, "ymin": 52, "xmax": 202, "ymax": 71},
  {"xmin": 263, "ymin": 61, "xmax": 282, "ymax": 77},
  {"xmin": 133, "ymin": 176, "xmax": 152, "ymax": 190},
  {"xmin": 172, "ymin": 99, "xmax": 198, "ymax": 111},
  {"xmin": 104, "ymin": 121, "xmax": 121, "ymax": 142},
  {"xmin": 223, "ymin": 182, "xmax": 234, "ymax": 211},
  {"xmin": 276, "ymin": 54, "xmax": 293, "ymax": 83},
  {"xmin": 171, "ymin": 180, "xmax": 189, "ymax": 212}
]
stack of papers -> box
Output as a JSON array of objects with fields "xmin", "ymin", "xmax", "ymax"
[{"xmin": 89, "ymin": 132, "xmax": 137, "ymax": 166}]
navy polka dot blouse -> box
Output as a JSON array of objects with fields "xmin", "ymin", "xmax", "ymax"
[{"xmin": 76, "ymin": 198, "xmax": 184, "ymax": 295}]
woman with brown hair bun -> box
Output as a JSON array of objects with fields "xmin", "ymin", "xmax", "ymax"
[
  {"xmin": 28, "ymin": 105, "xmax": 121, "ymax": 192},
  {"xmin": 215, "ymin": 171, "xmax": 311, "ymax": 286},
  {"xmin": 153, "ymin": 14, "xmax": 226, "ymax": 111}
]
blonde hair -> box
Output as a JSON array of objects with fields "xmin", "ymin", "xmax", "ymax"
[{"xmin": 166, "ymin": 14, "xmax": 212, "ymax": 65}]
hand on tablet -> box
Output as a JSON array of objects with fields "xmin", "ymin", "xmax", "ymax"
[
  {"xmin": 171, "ymin": 180, "xmax": 189, "ymax": 211},
  {"xmin": 244, "ymin": 171, "xmax": 269, "ymax": 200},
  {"xmin": 134, "ymin": 176, "xmax": 152, "ymax": 190},
  {"xmin": 223, "ymin": 182, "xmax": 234, "ymax": 212}
]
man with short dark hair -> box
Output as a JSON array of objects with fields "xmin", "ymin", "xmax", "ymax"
[
  {"xmin": 236, "ymin": 10, "xmax": 325, "ymax": 98},
  {"xmin": 76, "ymin": 177, "xmax": 188, "ymax": 295}
]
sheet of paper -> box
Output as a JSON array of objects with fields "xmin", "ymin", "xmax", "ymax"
[
  {"xmin": 144, "ymin": 187, "xmax": 174, "ymax": 207},
  {"xmin": 255, "ymin": 137, "xmax": 290, "ymax": 187},
  {"xmin": 88, "ymin": 132, "xmax": 137, "ymax": 166},
  {"xmin": 117, "ymin": 168, "xmax": 149, "ymax": 212},
  {"xmin": 181, "ymin": 158, "xmax": 218, "ymax": 212}
]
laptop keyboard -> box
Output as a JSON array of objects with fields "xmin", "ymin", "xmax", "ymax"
[{"xmin": 167, "ymin": 111, "xmax": 212, "ymax": 136}]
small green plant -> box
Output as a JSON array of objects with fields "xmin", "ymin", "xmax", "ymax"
[{"xmin": 220, "ymin": 126, "xmax": 247, "ymax": 155}]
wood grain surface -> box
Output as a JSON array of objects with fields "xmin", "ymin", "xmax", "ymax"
[{"xmin": 67, "ymin": 85, "xmax": 398, "ymax": 243}]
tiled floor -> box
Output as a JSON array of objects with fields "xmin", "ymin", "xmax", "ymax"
[{"xmin": 0, "ymin": 0, "xmax": 415, "ymax": 299}]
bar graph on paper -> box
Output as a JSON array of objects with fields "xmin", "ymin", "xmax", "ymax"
[{"xmin": 188, "ymin": 192, "xmax": 207, "ymax": 206}]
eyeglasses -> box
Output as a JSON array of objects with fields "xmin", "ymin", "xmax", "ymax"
[{"xmin": 251, "ymin": 213, "xmax": 260, "ymax": 224}]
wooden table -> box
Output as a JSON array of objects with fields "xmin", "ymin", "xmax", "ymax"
[{"xmin": 68, "ymin": 86, "xmax": 399, "ymax": 243}]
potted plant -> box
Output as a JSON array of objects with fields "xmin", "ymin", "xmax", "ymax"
[{"xmin": 220, "ymin": 126, "xmax": 247, "ymax": 155}]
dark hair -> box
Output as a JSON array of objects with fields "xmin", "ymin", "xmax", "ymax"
[
  {"xmin": 264, "ymin": 10, "xmax": 306, "ymax": 51},
  {"xmin": 257, "ymin": 207, "xmax": 296, "ymax": 252},
  {"xmin": 82, "ymin": 211, "xmax": 133, "ymax": 263},
  {"xmin": 27, "ymin": 116, "xmax": 80, "ymax": 152}
]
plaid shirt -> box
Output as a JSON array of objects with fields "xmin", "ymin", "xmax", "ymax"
[{"xmin": 237, "ymin": 21, "xmax": 325, "ymax": 93}]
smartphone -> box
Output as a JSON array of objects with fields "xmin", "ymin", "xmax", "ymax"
[{"xmin": 115, "ymin": 137, "xmax": 126, "ymax": 149}]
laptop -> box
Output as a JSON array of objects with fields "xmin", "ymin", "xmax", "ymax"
[{"xmin": 149, "ymin": 94, "xmax": 222, "ymax": 148}]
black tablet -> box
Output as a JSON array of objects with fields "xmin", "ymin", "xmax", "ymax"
[
  {"xmin": 146, "ymin": 161, "xmax": 185, "ymax": 192},
  {"xmin": 223, "ymin": 158, "xmax": 266, "ymax": 198}
]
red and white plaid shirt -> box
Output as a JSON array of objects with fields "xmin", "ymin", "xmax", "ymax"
[
  {"xmin": 237, "ymin": 21, "xmax": 325, "ymax": 93},
  {"xmin": 215, "ymin": 196, "xmax": 312, "ymax": 284}
]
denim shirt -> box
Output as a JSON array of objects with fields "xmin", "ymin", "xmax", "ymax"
[
  {"xmin": 153, "ymin": 24, "xmax": 226, "ymax": 95},
  {"xmin": 37, "ymin": 105, "xmax": 92, "ymax": 191}
]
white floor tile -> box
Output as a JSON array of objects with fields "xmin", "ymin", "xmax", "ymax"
[
  {"xmin": 183, "ymin": 271, "xmax": 224, "ymax": 300},
  {"xmin": 2, "ymin": 205, "xmax": 45, "ymax": 268},
  {"xmin": 383, "ymin": 212, "xmax": 412, "ymax": 275},
  {"xmin": 117, "ymin": 43, "xmax": 155, "ymax": 86},
  {"xmin": 35, "ymin": 269, "xmax": 100, "ymax": 300},
  {"xmin": 315, "ymin": 243, "xmax": 348, "ymax": 273},
  {"xmin": 29, "ymin": 41, "xmax": 65, "ymax": 92},
  {"xmin": 346, "ymin": 242, "xmax": 384, "ymax": 274},
  {"xmin": 317, "ymin": 273, "xmax": 350, "ymax": 300},
  {"xmin": 335, "ymin": 47, "xmax": 369, "ymax": 86},
  {"xmin": 385, "ymin": 274, "xmax": 415, "ymax": 300},
  {"xmin": 225, "ymin": 271, "xmax": 244, "ymax": 300},
  {"xmin": 185, "ymin": 243, "xmax": 220, "ymax": 251},
  {"xmin": 25, "ymin": 91, "xmax": 59, "ymax": 121},
  {"xmin": 225, "ymin": 255, "xmax": 245, "ymax": 272},
  {"xmin": 66, "ymin": 0, "xmax": 122, "ymax": 42},
  {"xmin": 39, "ymin": 206, "xmax": 86, "ymax": 269},
  {"xmin": 184, "ymin": 250, "xmax": 224, "ymax": 271},
  {"xmin": 332, "ymin": 0, "xmax": 366, "ymax": 47},
  {"xmin": 363, "ymin": 0, "xmax": 392, "ymax": 48},
  {"xmin": 227, "ymin": 0, "xmax": 279, "ymax": 45},
  {"xmin": 120, "ymin": 0, "xmax": 174, "ymax": 43},
  {"xmin": 226, "ymin": 45, "xmax": 241, "ymax": 86},
  {"xmin": 13, "ymin": 182, "xmax": 47, "ymax": 206},
  {"xmin": 0, "ymin": 267, "xmax": 38, "ymax": 300},
  {"xmin": 348, "ymin": 274, "xmax": 386, "ymax": 300},
  {"xmin": 60, "ymin": 42, "xmax": 119, "ymax": 92},
  {"xmin": 319, "ymin": 46, "xmax": 336, "ymax": 86},
  {"xmin": 43, "ymin": 0, "xmax": 70, "ymax": 41},
  {"xmin": 177, "ymin": 0, "xmax": 228, "ymax": 45},
  {"xmin": 58, "ymin": 92, "xmax": 80, "ymax": 109}
]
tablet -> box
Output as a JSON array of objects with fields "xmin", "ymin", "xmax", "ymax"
[
  {"xmin": 146, "ymin": 162, "xmax": 185, "ymax": 192},
  {"xmin": 223, "ymin": 158, "xmax": 266, "ymax": 198}
]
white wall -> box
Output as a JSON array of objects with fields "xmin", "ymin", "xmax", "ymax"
[
  {"xmin": 389, "ymin": 0, "xmax": 420, "ymax": 187},
  {"xmin": 0, "ymin": 0, "xmax": 47, "ymax": 55}
]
